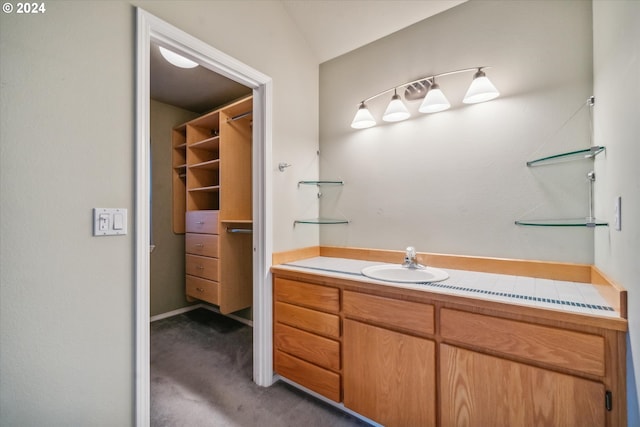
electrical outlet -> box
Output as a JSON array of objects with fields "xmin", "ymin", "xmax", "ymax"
[{"xmin": 613, "ymin": 197, "xmax": 621, "ymax": 231}]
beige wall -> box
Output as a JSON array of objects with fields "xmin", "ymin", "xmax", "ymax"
[
  {"xmin": 0, "ymin": 1, "xmax": 318, "ymax": 424},
  {"xmin": 593, "ymin": 1, "xmax": 640, "ymax": 423},
  {"xmin": 149, "ymin": 100, "xmax": 198, "ymax": 317},
  {"xmin": 319, "ymin": 0, "xmax": 595, "ymax": 263}
]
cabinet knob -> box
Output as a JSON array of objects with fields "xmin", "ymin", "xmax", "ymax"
[{"xmin": 196, "ymin": 287, "xmax": 204, "ymax": 293}]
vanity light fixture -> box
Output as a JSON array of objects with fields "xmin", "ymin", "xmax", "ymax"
[
  {"xmin": 463, "ymin": 68, "xmax": 500, "ymax": 104},
  {"xmin": 351, "ymin": 67, "xmax": 499, "ymax": 129},
  {"xmin": 159, "ymin": 46, "xmax": 199, "ymax": 69},
  {"xmin": 351, "ymin": 102, "xmax": 377, "ymax": 129},
  {"xmin": 382, "ymin": 88, "xmax": 411, "ymax": 122},
  {"xmin": 419, "ymin": 78, "xmax": 450, "ymax": 113}
]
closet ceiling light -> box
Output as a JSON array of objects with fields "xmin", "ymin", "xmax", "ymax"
[
  {"xmin": 159, "ymin": 46, "xmax": 199, "ymax": 69},
  {"xmin": 351, "ymin": 66, "xmax": 499, "ymax": 129}
]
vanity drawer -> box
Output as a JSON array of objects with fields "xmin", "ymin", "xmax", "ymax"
[
  {"xmin": 186, "ymin": 275, "xmax": 219, "ymax": 305},
  {"xmin": 185, "ymin": 233, "xmax": 219, "ymax": 257},
  {"xmin": 185, "ymin": 210, "xmax": 219, "ymax": 234},
  {"xmin": 274, "ymin": 278, "xmax": 339, "ymax": 313},
  {"xmin": 440, "ymin": 308, "xmax": 605, "ymax": 376},
  {"xmin": 343, "ymin": 291, "xmax": 435, "ymax": 335},
  {"xmin": 275, "ymin": 323, "xmax": 340, "ymax": 371},
  {"xmin": 274, "ymin": 349, "xmax": 341, "ymax": 402},
  {"xmin": 186, "ymin": 254, "xmax": 219, "ymax": 281},
  {"xmin": 275, "ymin": 301, "xmax": 340, "ymax": 338}
]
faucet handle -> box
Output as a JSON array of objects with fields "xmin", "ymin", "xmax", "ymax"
[{"xmin": 405, "ymin": 246, "xmax": 416, "ymax": 258}]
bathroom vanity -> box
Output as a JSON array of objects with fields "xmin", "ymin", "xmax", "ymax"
[{"xmin": 271, "ymin": 247, "xmax": 627, "ymax": 427}]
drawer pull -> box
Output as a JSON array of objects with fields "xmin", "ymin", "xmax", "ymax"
[
  {"xmin": 196, "ymin": 287, "xmax": 205, "ymax": 293},
  {"xmin": 195, "ymin": 243, "xmax": 204, "ymax": 248},
  {"xmin": 196, "ymin": 221, "xmax": 205, "ymax": 224},
  {"xmin": 196, "ymin": 265, "xmax": 204, "ymax": 270}
]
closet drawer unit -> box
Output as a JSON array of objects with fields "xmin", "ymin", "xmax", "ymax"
[
  {"xmin": 343, "ymin": 290, "xmax": 435, "ymax": 336},
  {"xmin": 275, "ymin": 350, "xmax": 341, "ymax": 402},
  {"xmin": 275, "ymin": 323, "xmax": 340, "ymax": 371},
  {"xmin": 185, "ymin": 254, "xmax": 219, "ymax": 281},
  {"xmin": 185, "ymin": 233, "xmax": 219, "ymax": 257},
  {"xmin": 275, "ymin": 301, "xmax": 340, "ymax": 338},
  {"xmin": 274, "ymin": 278, "xmax": 339, "ymax": 313},
  {"xmin": 185, "ymin": 210, "xmax": 219, "ymax": 234},
  {"xmin": 440, "ymin": 309, "xmax": 605, "ymax": 376},
  {"xmin": 186, "ymin": 275, "xmax": 219, "ymax": 305}
]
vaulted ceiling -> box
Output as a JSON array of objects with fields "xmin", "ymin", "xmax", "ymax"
[{"xmin": 150, "ymin": 1, "xmax": 466, "ymax": 113}]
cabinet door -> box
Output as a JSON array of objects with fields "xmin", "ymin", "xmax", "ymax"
[
  {"xmin": 440, "ymin": 344, "xmax": 605, "ymax": 427},
  {"xmin": 343, "ymin": 319, "xmax": 436, "ymax": 427}
]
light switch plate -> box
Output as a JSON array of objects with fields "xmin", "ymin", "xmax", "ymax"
[{"xmin": 93, "ymin": 208, "xmax": 128, "ymax": 236}]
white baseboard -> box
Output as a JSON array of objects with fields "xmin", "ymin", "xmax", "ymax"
[
  {"xmin": 150, "ymin": 305, "xmax": 200, "ymax": 322},
  {"xmin": 150, "ymin": 303, "xmax": 254, "ymax": 327}
]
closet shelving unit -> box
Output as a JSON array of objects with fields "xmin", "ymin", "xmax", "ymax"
[{"xmin": 173, "ymin": 95, "xmax": 254, "ymax": 314}]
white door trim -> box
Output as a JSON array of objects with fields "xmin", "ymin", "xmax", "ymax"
[{"xmin": 135, "ymin": 9, "xmax": 273, "ymax": 426}]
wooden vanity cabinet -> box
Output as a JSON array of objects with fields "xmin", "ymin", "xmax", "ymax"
[
  {"xmin": 342, "ymin": 290, "xmax": 437, "ymax": 427},
  {"xmin": 270, "ymin": 269, "xmax": 626, "ymax": 427},
  {"xmin": 440, "ymin": 344, "xmax": 605, "ymax": 427},
  {"xmin": 273, "ymin": 277, "xmax": 342, "ymax": 402}
]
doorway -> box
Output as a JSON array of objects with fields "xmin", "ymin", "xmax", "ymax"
[{"xmin": 136, "ymin": 9, "xmax": 273, "ymax": 426}]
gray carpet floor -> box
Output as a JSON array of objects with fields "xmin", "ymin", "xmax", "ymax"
[{"xmin": 151, "ymin": 308, "xmax": 370, "ymax": 427}]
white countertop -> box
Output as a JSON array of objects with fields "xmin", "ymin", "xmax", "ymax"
[{"xmin": 278, "ymin": 256, "xmax": 620, "ymax": 319}]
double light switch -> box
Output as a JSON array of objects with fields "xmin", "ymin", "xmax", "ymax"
[{"xmin": 93, "ymin": 208, "xmax": 128, "ymax": 236}]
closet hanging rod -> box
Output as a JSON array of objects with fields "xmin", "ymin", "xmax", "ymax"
[
  {"xmin": 226, "ymin": 227, "xmax": 252, "ymax": 234},
  {"xmin": 227, "ymin": 111, "xmax": 252, "ymax": 123}
]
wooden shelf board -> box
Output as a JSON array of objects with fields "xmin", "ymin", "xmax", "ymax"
[
  {"xmin": 189, "ymin": 159, "xmax": 220, "ymax": 170},
  {"xmin": 190, "ymin": 135, "xmax": 220, "ymax": 151},
  {"xmin": 188, "ymin": 185, "xmax": 220, "ymax": 193}
]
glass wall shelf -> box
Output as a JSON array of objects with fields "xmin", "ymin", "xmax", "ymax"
[
  {"xmin": 294, "ymin": 218, "xmax": 349, "ymax": 225},
  {"xmin": 298, "ymin": 180, "xmax": 344, "ymax": 186},
  {"xmin": 515, "ymin": 218, "xmax": 608, "ymax": 227},
  {"xmin": 526, "ymin": 146, "xmax": 605, "ymax": 167}
]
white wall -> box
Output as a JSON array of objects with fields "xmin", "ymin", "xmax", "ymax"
[
  {"xmin": 149, "ymin": 100, "xmax": 198, "ymax": 316},
  {"xmin": 319, "ymin": 0, "xmax": 595, "ymax": 263},
  {"xmin": 593, "ymin": 1, "xmax": 640, "ymax": 424},
  {"xmin": 0, "ymin": 1, "xmax": 318, "ymax": 424}
]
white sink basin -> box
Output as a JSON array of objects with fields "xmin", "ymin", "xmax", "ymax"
[{"xmin": 361, "ymin": 264, "xmax": 449, "ymax": 283}]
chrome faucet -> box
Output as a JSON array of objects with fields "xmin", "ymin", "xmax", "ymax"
[{"xmin": 402, "ymin": 246, "xmax": 425, "ymax": 269}]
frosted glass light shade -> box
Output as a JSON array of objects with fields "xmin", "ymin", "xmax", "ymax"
[
  {"xmin": 159, "ymin": 46, "xmax": 198, "ymax": 69},
  {"xmin": 351, "ymin": 103, "xmax": 376, "ymax": 129},
  {"xmin": 419, "ymin": 83, "xmax": 451, "ymax": 113},
  {"xmin": 382, "ymin": 93, "xmax": 410, "ymax": 122},
  {"xmin": 463, "ymin": 69, "xmax": 499, "ymax": 104}
]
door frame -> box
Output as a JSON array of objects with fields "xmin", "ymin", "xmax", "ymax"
[{"xmin": 135, "ymin": 8, "xmax": 274, "ymax": 426}]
